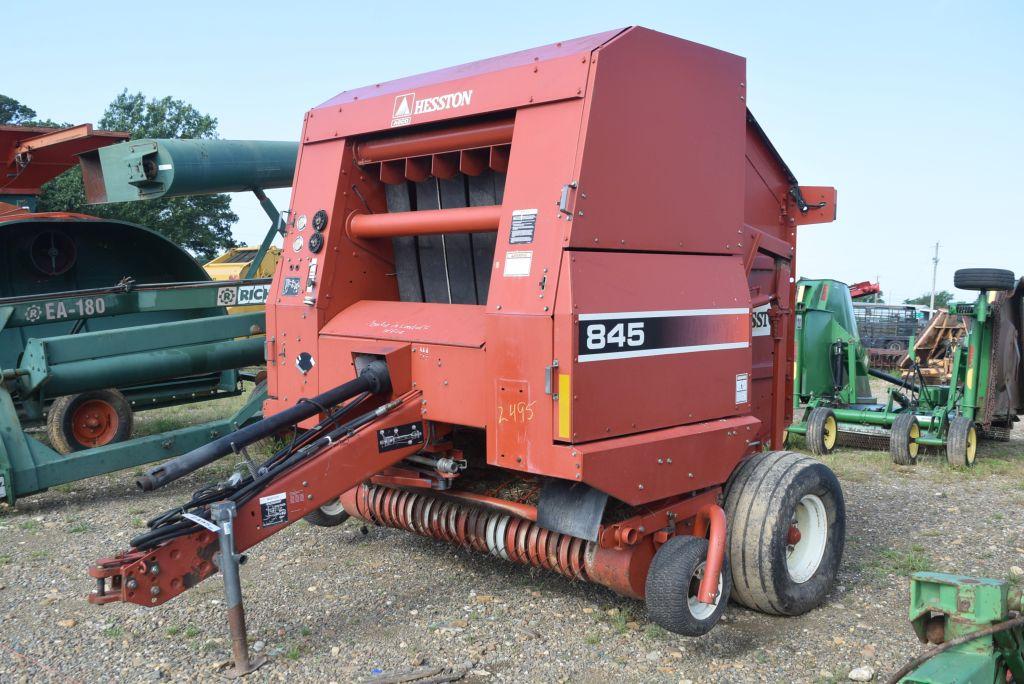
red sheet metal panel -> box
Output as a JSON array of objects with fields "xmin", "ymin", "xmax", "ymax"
[
  {"xmin": 558, "ymin": 251, "xmax": 751, "ymax": 442},
  {"xmin": 307, "ymin": 30, "xmax": 622, "ymax": 140},
  {"xmin": 321, "ymin": 300, "xmax": 485, "ymax": 348},
  {"xmin": 567, "ymin": 28, "xmax": 747, "ymax": 254},
  {"xmin": 0, "ymin": 124, "xmax": 127, "ymax": 196}
]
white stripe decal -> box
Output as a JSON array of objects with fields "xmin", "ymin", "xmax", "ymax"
[
  {"xmin": 578, "ymin": 308, "xmax": 749, "ymax": 321},
  {"xmin": 577, "ymin": 341, "xmax": 749, "ymax": 363}
]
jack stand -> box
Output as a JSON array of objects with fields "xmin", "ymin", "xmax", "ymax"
[{"xmin": 211, "ymin": 501, "xmax": 267, "ymax": 677}]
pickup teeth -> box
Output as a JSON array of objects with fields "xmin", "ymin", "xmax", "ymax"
[{"xmin": 351, "ymin": 484, "xmax": 591, "ymax": 581}]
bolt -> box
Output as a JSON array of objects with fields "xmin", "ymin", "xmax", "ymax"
[
  {"xmin": 149, "ymin": 563, "xmax": 160, "ymax": 576},
  {"xmin": 639, "ymin": 526, "xmax": 646, "ymax": 533},
  {"xmin": 638, "ymin": 484, "xmax": 644, "ymax": 490},
  {"xmin": 126, "ymin": 579, "xmax": 138, "ymax": 591},
  {"xmin": 657, "ymin": 458, "xmax": 664, "ymax": 464},
  {"xmin": 150, "ymin": 586, "xmax": 161, "ymax": 596},
  {"xmin": 667, "ymin": 458, "xmax": 672, "ymax": 464}
]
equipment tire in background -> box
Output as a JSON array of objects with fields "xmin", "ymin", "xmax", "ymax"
[
  {"xmin": 724, "ymin": 450, "xmax": 845, "ymax": 616},
  {"xmin": 946, "ymin": 416, "xmax": 978, "ymax": 467},
  {"xmin": 645, "ymin": 535, "xmax": 731, "ymax": 636},
  {"xmin": 889, "ymin": 412, "xmax": 921, "ymax": 465},
  {"xmin": 805, "ymin": 407, "xmax": 838, "ymax": 456},
  {"xmin": 47, "ymin": 389, "xmax": 133, "ymax": 454},
  {"xmin": 953, "ymin": 268, "xmax": 1016, "ymax": 292},
  {"xmin": 303, "ymin": 498, "xmax": 350, "ymax": 527}
]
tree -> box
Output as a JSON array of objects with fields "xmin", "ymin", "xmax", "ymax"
[
  {"xmin": 34, "ymin": 91, "xmax": 238, "ymax": 261},
  {"xmin": 904, "ymin": 290, "xmax": 954, "ymax": 309},
  {"xmin": 0, "ymin": 95, "xmax": 37, "ymax": 124}
]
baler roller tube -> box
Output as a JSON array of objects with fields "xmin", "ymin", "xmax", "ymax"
[{"xmin": 135, "ymin": 361, "xmax": 392, "ymax": 492}]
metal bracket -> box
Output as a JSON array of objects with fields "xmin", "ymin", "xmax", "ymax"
[
  {"xmin": 558, "ymin": 182, "xmax": 577, "ymax": 216},
  {"xmin": 544, "ymin": 360, "xmax": 559, "ymax": 396},
  {"xmin": 788, "ymin": 186, "xmax": 827, "ymax": 214}
]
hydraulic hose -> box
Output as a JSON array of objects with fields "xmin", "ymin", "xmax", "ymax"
[
  {"xmin": 884, "ymin": 614, "xmax": 1024, "ymax": 684},
  {"xmin": 135, "ymin": 361, "xmax": 392, "ymax": 492},
  {"xmin": 130, "ymin": 396, "xmax": 399, "ymax": 551},
  {"xmin": 868, "ymin": 367, "xmax": 921, "ymax": 394}
]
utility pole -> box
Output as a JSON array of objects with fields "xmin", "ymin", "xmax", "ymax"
[{"xmin": 929, "ymin": 242, "xmax": 940, "ymax": 311}]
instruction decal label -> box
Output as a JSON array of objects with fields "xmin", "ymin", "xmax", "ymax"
[
  {"xmin": 0, "ymin": 474, "xmax": 6, "ymax": 500},
  {"xmin": 509, "ymin": 209, "xmax": 538, "ymax": 245},
  {"xmin": 377, "ymin": 422, "xmax": 425, "ymax": 452},
  {"xmin": 259, "ymin": 492, "xmax": 288, "ymax": 527},
  {"xmin": 503, "ymin": 250, "xmax": 533, "ymax": 277},
  {"xmin": 282, "ymin": 277, "xmax": 302, "ymax": 296},
  {"xmin": 735, "ymin": 373, "xmax": 749, "ymax": 404}
]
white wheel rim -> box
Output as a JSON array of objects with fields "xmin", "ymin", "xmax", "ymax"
[
  {"xmin": 786, "ymin": 494, "xmax": 828, "ymax": 584},
  {"xmin": 687, "ymin": 561, "xmax": 722, "ymax": 620},
  {"xmin": 319, "ymin": 499, "xmax": 345, "ymax": 516}
]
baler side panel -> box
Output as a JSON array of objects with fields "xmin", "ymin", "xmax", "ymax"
[
  {"xmin": 486, "ymin": 314, "xmax": 568, "ymax": 477},
  {"xmin": 486, "ymin": 100, "xmax": 587, "ymax": 316},
  {"xmin": 266, "ymin": 139, "xmax": 398, "ymax": 419},
  {"xmin": 562, "ymin": 252, "xmax": 752, "ymax": 442},
  {"xmin": 569, "ymin": 27, "xmax": 747, "ymax": 254}
]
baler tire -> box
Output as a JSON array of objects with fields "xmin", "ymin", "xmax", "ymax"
[
  {"xmin": 946, "ymin": 417, "xmax": 978, "ymax": 468},
  {"xmin": 724, "ymin": 450, "xmax": 845, "ymax": 616},
  {"xmin": 889, "ymin": 413, "xmax": 920, "ymax": 466},
  {"xmin": 47, "ymin": 389, "xmax": 133, "ymax": 454},
  {"xmin": 304, "ymin": 498, "xmax": 350, "ymax": 527},
  {"xmin": 953, "ymin": 268, "xmax": 1016, "ymax": 292},
  {"xmin": 645, "ymin": 535, "xmax": 731, "ymax": 636},
  {"xmin": 805, "ymin": 408, "xmax": 838, "ymax": 456}
]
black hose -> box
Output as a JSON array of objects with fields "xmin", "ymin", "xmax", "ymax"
[
  {"xmin": 135, "ymin": 361, "xmax": 391, "ymax": 492},
  {"xmin": 130, "ymin": 396, "xmax": 397, "ymax": 550},
  {"xmin": 868, "ymin": 367, "xmax": 921, "ymax": 394}
]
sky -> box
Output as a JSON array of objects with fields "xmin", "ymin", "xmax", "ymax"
[{"xmin": 6, "ymin": 1, "xmax": 1022, "ymax": 304}]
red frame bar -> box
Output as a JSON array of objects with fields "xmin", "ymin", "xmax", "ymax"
[
  {"xmin": 355, "ymin": 118, "xmax": 514, "ymax": 164},
  {"xmin": 349, "ymin": 205, "xmax": 502, "ymax": 239}
]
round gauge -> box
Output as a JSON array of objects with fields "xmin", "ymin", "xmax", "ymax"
[
  {"xmin": 312, "ymin": 209, "xmax": 328, "ymax": 232},
  {"xmin": 296, "ymin": 214, "xmax": 307, "ymax": 232},
  {"xmin": 308, "ymin": 232, "xmax": 324, "ymax": 254},
  {"xmin": 292, "ymin": 235, "xmax": 304, "ymax": 252}
]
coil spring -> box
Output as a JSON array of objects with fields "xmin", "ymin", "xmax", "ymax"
[{"xmin": 352, "ymin": 484, "xmax": 592, "ymax": 581}]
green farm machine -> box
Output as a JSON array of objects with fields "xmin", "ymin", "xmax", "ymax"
[
  {"xmin": 787, "ymin": 269, "xmax": 1023, "ymax": 466},
  {"xmin": 890, "ymin": 572, "xmax": 1024, "ymax": 683},
  {"xmin": 0, "ymin": 124, "xmax": 297, "ymax": 503}
]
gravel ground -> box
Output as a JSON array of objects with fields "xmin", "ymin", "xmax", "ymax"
[{"xmin": 1, "ymin": 395, "xmax": 1022, "ymax": 683}]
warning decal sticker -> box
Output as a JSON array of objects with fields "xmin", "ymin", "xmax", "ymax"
[
  {"xmin": 377, "ymin": 422, "xmax": 425, "ymax": 452},
  {"xmin": 509, "ymin": 209, "xmax": 538, "ymax": 245},
  {"xmin": 259, "ymin": 492, "xmax": 288, "ymax": 527}
]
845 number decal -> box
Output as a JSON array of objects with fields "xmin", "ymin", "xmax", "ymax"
[{"xmin": 584, "ymin": 322, "xmax": 645, "ymax": 350}]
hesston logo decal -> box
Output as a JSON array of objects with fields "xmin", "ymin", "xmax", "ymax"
[{"xmin": 391, "ymin": 90, "xmax": 474, "ymax": 127}]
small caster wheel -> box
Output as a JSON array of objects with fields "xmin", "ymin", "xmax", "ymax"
[
  {"xmin": 645, "ymin": 535, "xmax": 730, "ymax": 636},
  {"xmin": 889, "ymin": 412, "xmax": 920, "ymax": 465},
  {"xmin": 946, "ymin": 416, "xmax": 977, "ymax": 467},
  {"xmin": 303, "ymin": 498, "xmax": 350, "ymax": 527},
  {"xmin": 806, "ymin": 407, "xmax": 838, "ymax": 456}
]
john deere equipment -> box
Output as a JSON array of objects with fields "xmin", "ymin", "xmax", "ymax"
[
  {"xmin": 887, "ymin": 572, "xmax": 1024, "ymax": 683},
  {"xmin": 0, "ymin": 125, "xmax": 298, "ymax": 504},
  {"xmin": 787, "ymin": 269, "xmax": 1022, "ymax": 466}
]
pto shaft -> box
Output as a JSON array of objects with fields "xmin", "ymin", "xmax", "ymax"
[{"xmin": 135, "ymin": 361, "xmax": 391, "ymax": 491}]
